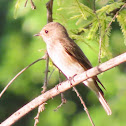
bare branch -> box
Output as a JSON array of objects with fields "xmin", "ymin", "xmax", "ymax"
[
  {"xmin": 93, "ymin": 0, "xmax": 102, "ymax": 63},
  {"xmin": 30, "ymin": 0, "xmax": 36, "ymax": 10},
  {"xmin": 24, "ymin": 0, "xmax": 36, "ymax": 9},
  {"xmin": 73, "ymin": 87, "xmax": 95, "ymax": 126},
  {"xmin": 46, "ymin": 0, "xmax": 53, "ymax": 23},
  {"xmin": 1, "ymin": 52, "xmax": 126, "ymax": 126},
  {"xmin": 54, "ymin": 93, "xmax": 67, "ymax": 111},
  {"xmin": 41, "ymin": 52, "xmax": 49, "ymax": 93},
  {"xmin": 42, "ymin": 0, "xmax": 53, "ymax": 93},
  {"xmin": 24, "ymin": 0, "xmax": 28, "ymax": 7},
  {"xmin": 48, "ymin": 68, "xmax": 55, "ymax": 82},
  {"xmin": 34, "ymin": 0, "xmax": 54, "ymax": 125},
  {"xmin": 54, "ymin": 70, "xmax": 67, "ymax": 111},
  {"xmin": 0, "ymin": 57, "xmax": 45, "ymax": 98},
  {"xmin": 34, "ymin": 103, "xmax": 47, "ymax": 126}
]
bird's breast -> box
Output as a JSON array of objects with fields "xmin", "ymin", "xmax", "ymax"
[{"xmin": 47, "ymin": 41, "xmax": 84, "ymax": 78}]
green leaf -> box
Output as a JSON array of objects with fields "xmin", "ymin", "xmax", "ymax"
[
  {"xmin": 97, "ymin": 2, "xmax": 124, "ymax": 16},
  {"xmin": 117, "ymin": 10, "xmax": 126, "ymax": 45},
  {"xmin": 68, "ymin": 0, "xmax": 95, "ymax": 25},
  {"xmin": 87, "ymin": 20, "xmax": 99, "ymax": 40}
]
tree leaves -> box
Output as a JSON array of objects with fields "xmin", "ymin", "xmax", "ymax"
[
  {"xmin": 117, "ymin": 10, "xmax": 126, "ymax": 45},
  {"xmin": 64, "ymin": 1, "xmax": 125, "ymax": 59},
  {"xmin": 69, "ymin": 0, "xmax": 94, "ymax": 25}
]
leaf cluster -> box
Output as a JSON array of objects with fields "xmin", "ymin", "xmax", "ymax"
[
  {"xmin": 117, "ymin": 10, "xmax": 126, "ymax": 45},
  {"xmin": 57, "ymin": 0, "xmax": 125, "ymax": 59}
]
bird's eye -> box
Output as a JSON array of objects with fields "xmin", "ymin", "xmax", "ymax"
[{"xmin": 45, "ymin": 30, "xmax": 48, "ymax": 34}]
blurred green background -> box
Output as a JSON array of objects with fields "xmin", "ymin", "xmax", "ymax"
[{"xmin": 0, "ymin": 0, "xmax": 126, "ymax": 126}]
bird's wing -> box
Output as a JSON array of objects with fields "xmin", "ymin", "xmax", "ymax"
[
  {"xmin": 62, "ymin": 38, "xmax": 92, "ymax": 70},
  {"xmin": 59, "ymin": 37, "xmax": 105, "ymax": 90}
]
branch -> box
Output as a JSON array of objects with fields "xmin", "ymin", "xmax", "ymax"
[
  {"xmin": 93, "ymin": 0, "xmax": 102, "ymax": 63},
  {"xmin": 24, "ymin": 0, "xmax": 36, "ymax": 9},
  {"xmin": 41, "ymin": 0, "xmax": 53, "ymax": 93},
  {"xmin": 41, "ymin": 52, "xmax": 49, "ymax": 93},
  {"xmin": 46, "ymin": 0, "xmax": 53, "ymax": 23},
  {"xmin": 0, "ymin": 57, "xmax": 45, "ymax": 98},
  {"xmin": 34, "ymin": 0, "xmax": 54, "ymax": 125},
  {"xmin": 54, "ymin": 71, "xmax": 67, "ymax": 111},
  {"xmin": 73, "ymin": 87, "xmax": 95, "ymax": 126},
  {"xmin": 0, "ymin": 53, "xmax": 126, "ymax": 126}
]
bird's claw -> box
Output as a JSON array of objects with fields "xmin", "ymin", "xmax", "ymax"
[{"xmin": 68, "ymin": 74, "xmax": 77, "ymax": 86}]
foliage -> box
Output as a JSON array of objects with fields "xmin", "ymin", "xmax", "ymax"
[
  {"xmin": 117, "ymin": 10, "xmax": 126, "ymax": 45},
  {"xmin": 56, "ymin": 1, "xmax": 125, "ymax": 58}
]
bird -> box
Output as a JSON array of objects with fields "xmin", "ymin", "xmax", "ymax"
[{"xmin": 34, "ymin": 22, "xmax": 112, "ymax": 115}]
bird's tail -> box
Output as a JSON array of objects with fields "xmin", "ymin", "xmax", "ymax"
[
  {"xmin": 83, "ymin": 79, "xmax": 112, "ymax": 115},
  {"xmin": 98, "ymin": 91, "xmax": 112, "ymax": 115}
]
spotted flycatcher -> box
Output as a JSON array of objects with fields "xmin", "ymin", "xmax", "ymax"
[{"xmin": 35, "ymin": 22, "xmax": 112, "ymax": 115}]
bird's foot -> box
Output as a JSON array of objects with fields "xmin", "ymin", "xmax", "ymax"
[{"xmin": 68, "ymin": 74, "xmax": 77, "ymax": 86}]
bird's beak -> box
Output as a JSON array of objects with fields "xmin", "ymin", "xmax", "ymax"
[{"xmin": 34, "ymin": 33, "xmax": 40, "ymax": 36}]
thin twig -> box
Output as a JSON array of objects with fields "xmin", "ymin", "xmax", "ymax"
[
  {"xmin": 1, "ymin": 52, "xmax": 126, "ymax": 126},
  {"xmin": 24, "ymin": 0, "xmax": 28, "ymax": 7},
  {"xmin": 73, "ymin": 87, "xmax": 95, "ymax": 126},
  {"xmin": 34, "ymin": 0, "xmax": 54, "ymax": 125},
  {"xmin": 93, "ymin": 0, "xmax": 102, "ymax": 63},
  {"xmin": 34, "ymin": 103, "xmax": 47, "ymax": 126},
  {"xmin": 105, "ymin": 3, "xmax": 126, "ymax": 33},
  {"xmin": 48, "ymin": 68, "xmax": 55, "ymax": 82},
  {"xmin": 54, "ymin": 93, "xmax": 67, "ymax": 111},
  {"xmin": 0, "ymin": 57, "xmax": 45, "ymax": 98},
  {"xmin": 42, "ymin": 52, "xmax": 49, "ymax": 93},
  {"xmin": 58, "ymin": 70, "xmax": 62, "ymax": 83},
  {"xmin": 24, "ymin": 0, "xmax": 36, "ymax": 9},
  {"xmin": 46, "ymin": 0, "xmax": 53, "ymax": 23},
  {"xmin": 30, "ymin": 0, "xmax": 36, "ymax": 9},
  {"xmin": 34, "ymin": 53, "xmax": 49, "ymax": 126},
  {"xmin": 98, "ymin": 37, "xmax": 102, "ymax": 63},
  {"xmin": 54, "ymin": 70, "xmax": 67, "ymax": 111},
  {"xmin": 42, "ymin": 0, "xmax": 53, "ymax": 93}
]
